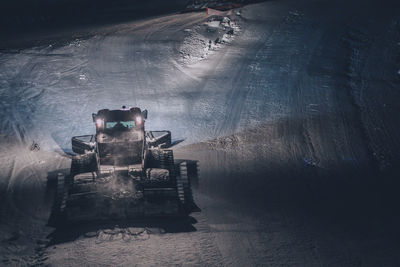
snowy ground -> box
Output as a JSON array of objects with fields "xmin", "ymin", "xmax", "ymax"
[{"xmin": 1, "ymin": 0, "xmax": 400, "ymax": 265}]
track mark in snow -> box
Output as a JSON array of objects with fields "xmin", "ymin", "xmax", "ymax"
[
  {"xmin": 342, "ymin": 26, "xmax": 382, "ymax": 171},
  {"xmin": 170, "ymin": 59, "xmax": 201, "ymax": 82}
]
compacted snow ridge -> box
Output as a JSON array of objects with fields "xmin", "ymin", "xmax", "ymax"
[
  {"xmin": 1, "ymin": 0, "xmax": 400, "ymax": 266},
  {"xmin": 179, "ymin": 15, "xmax": 240, "ymax": 65}
]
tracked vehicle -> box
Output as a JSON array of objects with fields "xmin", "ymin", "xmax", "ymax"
[{"xmin": 48, "ymin": 107, "xmax": 199, "ymax": 226}]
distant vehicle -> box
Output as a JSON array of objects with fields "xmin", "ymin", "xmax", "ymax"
[{"xmin": 48, "ymin": 106, "xmax": 199, "ymax": 226}]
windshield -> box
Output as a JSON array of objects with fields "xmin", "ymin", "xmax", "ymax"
[{"xmin": 106, "ymin": 121, "xmax": 135, "ymax": 129}]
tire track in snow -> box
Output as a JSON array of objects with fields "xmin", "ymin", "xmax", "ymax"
[{"xmin": 215, "ymin": 11, "xmax": 304, "ymax": 138}]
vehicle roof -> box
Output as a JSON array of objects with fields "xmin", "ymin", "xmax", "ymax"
[{"xmin": 97, "ymin": 107, "xmax": 142, "ymax": 121}]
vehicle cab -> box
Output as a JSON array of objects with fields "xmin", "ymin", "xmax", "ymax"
[{"xmin": 92, "ymin": 107, "xmax": 148, "ymax": 166}]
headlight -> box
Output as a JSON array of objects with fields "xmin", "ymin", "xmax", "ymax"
[
  {"xmin": 96, "ymin": 118, "xmax": 104, "ymax": 128},
  {"xmin": 135, "ymin": 116, "xmax": 142, "ymax": 125}
]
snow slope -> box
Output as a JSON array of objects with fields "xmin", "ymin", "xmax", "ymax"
[{"xmin": 1, "ymin": 0, "xmax": 400, "ymax": 265}]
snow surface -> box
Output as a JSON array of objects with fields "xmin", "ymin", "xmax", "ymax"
[{"xmin": 1, "ymin": 0, "xmax": 400, "ymax": 265}]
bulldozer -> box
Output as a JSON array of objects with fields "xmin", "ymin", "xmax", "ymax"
[{"xmin": 48, "ymin": 106, "xmax": 199, "ymax": 226}]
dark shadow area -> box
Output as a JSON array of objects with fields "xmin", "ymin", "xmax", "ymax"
[
  {"xmin": 0, "ymin": 0, "xmax": 187, "ymax": 50},
  {"xmin": 202, "ymin": 156, "xmax": 400, "ymax": 223},
  {"xmin": 47, "ymin": 216, "xmax": 197, "ymax": 246},
  {"xmin": 0, "ymin": 0, "xmax": 187, "ymax": 34},
  {"xmin": 179, "ymin": 116, "xmax": 400, "ymax": 258},
  {"xmin": 0, "ymin": 0, "xmax": 266, "ymax": 49}
]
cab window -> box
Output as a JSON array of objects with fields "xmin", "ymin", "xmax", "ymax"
[{"xmin": 106, "ymin": 121, "xmax": 135, "ymax": 129}]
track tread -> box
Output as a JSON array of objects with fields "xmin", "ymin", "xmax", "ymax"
[{"xmin": 48, "ymin": 173, "xmax": 68, "ymax": 226}]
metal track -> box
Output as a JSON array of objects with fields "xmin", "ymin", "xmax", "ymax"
[
  {"xmin": 48, "ymin": 173, "xmax": 68, "ymax": 226},
  {"xmin": 177, "ymin": 162, "xmax": 195, "ymax": 205},
  {"xmin": 159, "ymin": 149, "xmax": 175, "ymax": 179}
]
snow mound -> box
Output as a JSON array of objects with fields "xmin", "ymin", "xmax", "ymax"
[{"xmin": 179, "ymin": 15, "xmax": 240, "ymax": 65}]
